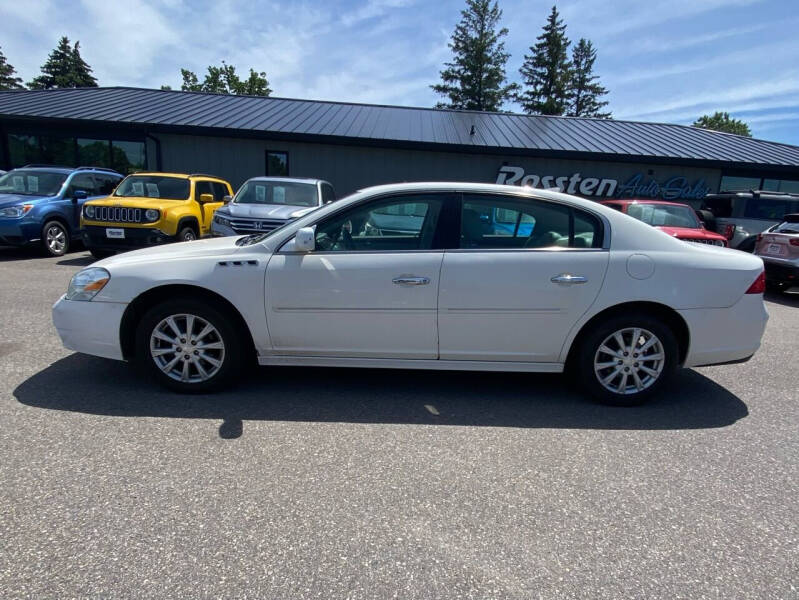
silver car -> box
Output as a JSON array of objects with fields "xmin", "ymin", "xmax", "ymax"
[{"xmin": 211, "ymin": 177, "xmax": 336, "ymax": 237}]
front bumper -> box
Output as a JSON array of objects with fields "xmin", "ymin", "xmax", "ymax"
[
  {"xmin": 761, "ymin": 257, "xmax": 799, "ymax": 286},
  {"xmin": 0, "ymin": 218, "xmax": 41, "ymax": 246},
  {"xmin": 81, "ymin": 225, "xmax": 176, "ymax": 252},
  {"xmin": 678, "ymin": 294, "xmax": 769, "ymax": 368},
  {"xmin": 210, "ymin": 220, "xmax": 238, "ymax": 237},
  {"xmin": 52, "ymin": 294, "xmax": 127, "ymax": 360}
]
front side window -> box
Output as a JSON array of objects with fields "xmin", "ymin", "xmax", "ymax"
[
  {"xmin": 460, "ymin": 194, "xmax": 601, "ymax": 249},
  {"xmin": 195, "ymin": 181, "xmax": 214, "ymax": 201},
  {"xmin": 65, "ymin": 174, "xmax": 96, "ymax": 197},
  {"xmin": 321, "ymin": 183, "xmax": 336, "ymax": 203},
  {"xmin": 95, "ymin": 174, "xmax": 121, "ymax": 195},
  {"xmin": 314, "ymin": 194, "xmax": 445, "ymax": 252},
  {"xmin": 212, "ymin": 181, "xmax": 229, "ymax": 201},
  {"xmin": 235, "ymin": 181, "xmax": 318, "ymax": 207},
  {"xmin": 626, "ymin": 203, "xmax": 700, "ymax": 228},
  {"xmin": 0, "ymin": 169, "xmax": 68, "ymax": 196},
  {"xmin": 114, "ymin": 175, "xmax": 190, "ymax": 200}
]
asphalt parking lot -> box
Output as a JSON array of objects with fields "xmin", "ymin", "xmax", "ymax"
[{"xmin": 0, "ymin": 246, "xmax": 797, "ymax": 599}]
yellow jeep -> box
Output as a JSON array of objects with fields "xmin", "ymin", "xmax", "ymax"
[{"xmin": 81, "ymin": 172, "xmax": 233, "ymax": 257}]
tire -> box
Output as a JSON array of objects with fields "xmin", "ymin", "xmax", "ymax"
[
  {"xmin": 177, "ymin": 226, "xmax": 197, "ymax": 242},
  {"xmin": 574, "ymin": 312, "xmax": 679, "ymax": 406},
  {"xmin": 41, "ymin": 220, "xmax": 69, "ymax": 257},
  {"xmin": 135, "ymin": 298, "xmax": 244, "ymax": 393},
  {"xmin": 90, "ymin": 248, "xmax": 114, "ymax": 259}
]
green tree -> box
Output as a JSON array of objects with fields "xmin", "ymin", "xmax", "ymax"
[
  {"xmin": 567, "ymin": 38, "xmax": 610, "ymax": 118},
  {"xmin": 518, "ymin": 5, "xmax": 571, "ymax": 115},
  {"xmin": 175, "ymin": 62, "xmax": 271, "ymax": 96},
  {"xmin": 693, "ymin": 112, "xmax": 752, "ymax": 137},
  {"xmin": 28, "ymin": 36, "xmax": 97, "ymax": 89},
  {"xmin": 431, "ymin": 0, "xmax": 518, "ymax": 111},
  {"xmin": 0, "ymin": 46, "xmax": 24, "ymax": 90}
]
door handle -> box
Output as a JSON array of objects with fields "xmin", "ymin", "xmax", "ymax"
[
  {"xmin": 392, "ymin": 276, "xmax": 430, "ymax": 286},
  {"xmin": 550, "ymin": 273, "xmax": 588, "ymax": 284}
]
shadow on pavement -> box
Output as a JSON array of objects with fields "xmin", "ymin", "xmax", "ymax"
[
  {"xmin": 56, "ymin": 255, "xmax": 96, "ymax": 267},
  {"xmin": 765, "ymin": 289, "xmax": 799, "ymax": 308},
  {"xmin": 15, "ymin": 354, "xmax": 748, "ymax": 438}
]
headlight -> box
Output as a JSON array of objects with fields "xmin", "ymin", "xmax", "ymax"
[
  {"xmin": 66, "ymin": 267, "xmax": 110, "ymax": 301},
  {"xmin": 84, "ymin": 205, "xmax": 95, "ymax": 219},
  {"xmin": 144, "ymin": 209, "xmax": 159, "ymax": 222},
  {"xmin": 0, "ymin": 204, "xmax": 33, "ymax": 218},
  {"xmin": 214, "ymin": 214, "xmax": 231, "ymax": 227}
]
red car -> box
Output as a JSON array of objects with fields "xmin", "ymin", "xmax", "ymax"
[{"xmin": 601, "ymin": 199, "xmax": 728, "ymax": 247}]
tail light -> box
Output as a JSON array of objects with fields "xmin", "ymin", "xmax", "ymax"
[
  {"xmin": 790, "ymin": 239, "xmax": 799, "ymax": 247},
  {"xmin": 745, "ymin": 270, "xmax": 766, "ymax": 294},
  {"xmin": 756, "ymin": 233, "xmax": 763, "ymax": 243},
  {"xmin": 724, "ymin": 224, "xmax": 736, "ymax": 240}
]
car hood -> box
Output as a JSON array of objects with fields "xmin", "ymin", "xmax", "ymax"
[
  {"xmin": 94, "ymin": 235, "xmax": 249, "ymax": 268},
  {"xmin": 656, "ymin": 226, "xmax": 726, "ymax": 241},
  {"xmin": 219, "ymin": 203, "xmax": 316, "ymax": 220},
  {"xmin": 0, "ymin": 193, "xmax": 47, "ymax": 207},
  {"xmin": 86, "ymin": 196, "xmax": 184, "ymax": 210}
]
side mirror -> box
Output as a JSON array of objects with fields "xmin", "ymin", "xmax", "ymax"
[
  {"xmin": 199, "ymin": 193, "xmax": 215, "ymax": 203},
  {"xmin": 295, "ymin": 227, "xmax": 315, "ymax": 252},
  {"xmin": 72, "ymin": 190, "xmax": 88, "ymax": 202},
  {"xmin": 223, "ymin": 195, "xmax": 232, "ymax": 204}
]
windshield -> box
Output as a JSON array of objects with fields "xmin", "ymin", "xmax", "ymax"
[
  {"xmin": 627, "ymin": 203, "xmax": 700, "ymax": 228},
  {"xmin": 234, "ymin": 181, "xmax": 318, "ymax": 207},
  {"xmin": 114, "ymin": 175, "xmax": 190, "ymax": 200},
  {"xmin": 0, "ymin": 170, "xmax": 68, "ymax": 196}
]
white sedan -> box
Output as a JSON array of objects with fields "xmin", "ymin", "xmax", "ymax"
[{"xmin": 53, "ymin": 182, "xmax": 768, "ymax": 405}]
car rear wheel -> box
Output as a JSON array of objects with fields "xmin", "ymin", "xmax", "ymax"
[
  {"xmin": 135, "ymin": 299, "xmax": 243, "ymax": 393},
  {"xmin": 41, "ymin": 220, "xmax": 69, "ymax": 257},
  {"xmin": 575, "ymin": 312, "xmax": 679, "ymax": 406}
]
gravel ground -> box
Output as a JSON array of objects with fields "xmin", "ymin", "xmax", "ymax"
[{"xmin": 0, "ymin": 246, "xmax": 797, "ymax": 599}]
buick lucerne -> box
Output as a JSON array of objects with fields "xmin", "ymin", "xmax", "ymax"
[{"xmin": 52, "ymin": 183, "xmax": 769, "ymax": 405}]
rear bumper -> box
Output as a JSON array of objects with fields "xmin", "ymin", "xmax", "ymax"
[
  {"xmin": 52, "ymin": 294, "xmax": 127, "ymax": 360},
  {"xmin": 761, "ymin": 257, "xmax": 799, "ymax": 285},
  {"xmin": 678, "ymin": 294, "xmax": 769, "ymax": 368},
  {"xmin": 81, "ymin": 225, "xmax": 176, "ymax": 251}
]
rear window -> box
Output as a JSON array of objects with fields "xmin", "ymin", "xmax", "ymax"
[
  {"xmin": 114, "ymin": 175, "xmax": 190, "ymax": 200},
  {"xmin": 773, "ymin": 218, "xmax": 799, "ymax": 234}
]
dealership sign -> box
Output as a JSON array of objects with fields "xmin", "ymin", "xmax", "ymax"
[{"xmin": 495, "ymin": 166, "xmax": 711, "ymax": 200}]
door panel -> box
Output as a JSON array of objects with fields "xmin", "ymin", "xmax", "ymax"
[
  {"xmin": 438, "ymin": 251, "xmax": 609, "ymax": 362},
  {"xmin": 266, "ymin": 252, "xmax": 443, "ymax": 358}
]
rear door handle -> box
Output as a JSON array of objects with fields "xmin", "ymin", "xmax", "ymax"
[
  {"xmin": 392, "ymin": 276, "xmax": 430, "ymax": 286},
  {"xmin": 550, "ymin": 273, "xmax": 588, "ymax": 284}
]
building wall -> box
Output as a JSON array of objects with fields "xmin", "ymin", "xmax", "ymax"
[{"xmin": 154, "ymin": 132, "xmax": 723, "ymax": 201}]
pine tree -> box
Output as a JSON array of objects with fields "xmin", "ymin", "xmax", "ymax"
[
  {"xmin": 567, "ymin": 38, "xmax": 610, "ymax": 118},
  {"xmin": 431, "ymin": 0, "xmax": 518, "ymax": 112},
  {"xmin": 0, "ymin": 47, "xmax": 24, "ymax": 90},
  {"xmin": 518, "ymin": 5, "xmax": 571, "ymax": 115},
  {"xmin": 28, "ymin": 36, "xmax": 97, "ymax": 89}
]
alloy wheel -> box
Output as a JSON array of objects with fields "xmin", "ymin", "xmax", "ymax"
[
  {"xmin": 46, "ymin": 224, "xmax": 67, "ymax": 255},
  {"xmin": 593, "ymin": 327, "xmax": 665, "ymax": 395},
  {"xmin": 149, "ymin": 313, "xmax": 226, "ymax": 383}
]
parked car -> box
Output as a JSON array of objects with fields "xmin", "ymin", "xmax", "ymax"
[
  {"xmin": 601, "ymin": 199, "xmax": 728, "ymax": 246},
  {"xmin": 754, "ymin": 213, "xmax": 799, "ymax": 290},
  {"xmin": 211, "ymin": 177, "xmax": 335, "ymax": 237},
  {"xmin": 81, "ymin": 172, "xmax": 233, "ymax": 258},
  {"xmin": 53, "ymin": 182, "xmax": 768, "ymax": 406},
  {"xmin": 0, "ymin": 165, "xmax": 122, "ymax": 256},
  {"xmin": 698, "ymin": 190, "xmax": 799, "ymax": 251}
]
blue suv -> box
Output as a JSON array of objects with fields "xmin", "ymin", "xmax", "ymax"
[{"xmin": 0, "ymin": 165, "xmax": 123, "ymax": 256}]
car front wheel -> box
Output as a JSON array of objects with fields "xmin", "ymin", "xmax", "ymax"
[
  {"xmin": 135, "ymin": 299, "xmax": 244, "ymax": 393},
  {"xmin": 42, "ymin": 220, "xmax": 69, "ymax": 257},
  {"xmin": 575, "ymin": 313, "xmax": 679, "ymax": 406}
]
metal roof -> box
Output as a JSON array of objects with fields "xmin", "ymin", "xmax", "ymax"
[{"xmin": 2, "ymin": 87, "xmax": 799, "ymax": 170}]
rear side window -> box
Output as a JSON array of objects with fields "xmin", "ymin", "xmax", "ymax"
[{"xmin": 460, "ymin": 194, "xmax": 602, "ymax": 249}]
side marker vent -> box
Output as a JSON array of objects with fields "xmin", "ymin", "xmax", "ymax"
[{"xmin": 218, "ymin": 260, "xmax": 258, "ymax": 267}]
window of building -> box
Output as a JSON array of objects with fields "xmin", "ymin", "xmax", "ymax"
[
  {"xmin": 40, "ymin": 136, "xmax": 76, "ymax": 166},
  {"xmin": 763, "ymin": 178, "xmax": 799, "ymax": 194},
  {"xmin": 111, "ymin": 140, "xmax": 146, "ymax": 174},
  {"xmin": 266, "ymin": 150, "xmax": 288, "ymax": 176},
  {"xmin": 78, "ymin": 138, "xmax": 111, "ymax": 168},
  {"xmin": 720, "ymin": 176, "xmax": 761, "ymax": 192},
  {"xmin": 7, "ymin": 134, "xmax": 39, "ymax": 167}
]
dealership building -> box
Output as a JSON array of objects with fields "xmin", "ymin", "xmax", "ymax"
[{"xmin": 1, "ymin": 87, "xmax": 799, "ymax": 200}]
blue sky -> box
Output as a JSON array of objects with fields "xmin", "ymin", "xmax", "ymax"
[{"xmin": 2, "ymin": 0, "xmax": 798, "ymax": 144}]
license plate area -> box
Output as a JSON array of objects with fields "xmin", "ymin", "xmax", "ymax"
[{"xmin": 106, "ymin": 228, "xmax": 125, "ymax": 239}]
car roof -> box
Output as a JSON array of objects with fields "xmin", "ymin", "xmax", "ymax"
[
  {"xmin": 127, "ymin": 172, "xmax": 228, "ymax": 182},
  {"xmin": 246, "ymin": 176, "xmax": 328, "ymax": 185}
]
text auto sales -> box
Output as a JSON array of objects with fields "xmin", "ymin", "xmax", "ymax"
[{"xmin": 496, "ymin": 166, "xmax": 711, "ymax": 200}]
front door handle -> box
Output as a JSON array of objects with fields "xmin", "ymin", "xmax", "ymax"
[
  {"xmin": 392, "ymin": 276, "xmax": 430, "ymax": 286},
  {"xmin": 550, "ymin": 273, "xmax": 588, "ymax": 284}
]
